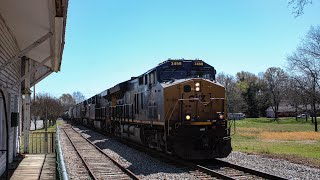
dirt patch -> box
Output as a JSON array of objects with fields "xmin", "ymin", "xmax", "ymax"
[
  {"xmin": 237, "ymin": 127, "xmax": 262, "ymax": 133},
  {"xmin": 260, "ymin": 132, "xmax": 320, "ymax": 141},
  {"xmin": 261, "ymin": 140, "xmax": 318, "ymax": 144},
  {"xmin": 238, "ymin": 132, "xmax": 257, "ymax": 137}
]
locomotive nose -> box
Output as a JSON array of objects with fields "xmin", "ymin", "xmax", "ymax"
[{"xmin": 179, "ymin": 79, "xmax": 225, "ymax": 123}]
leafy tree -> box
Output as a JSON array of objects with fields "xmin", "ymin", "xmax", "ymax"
[
  {"xmin": 236, "ymin": 71, "xmax": 260, "ymax": 118},
  {"xmin": 256, "ymin": 74, "xmax": 271, "ymax": 117},
  {"xmin": 217, "ymin": 73, "xmax": 246, "ymax": 113}
]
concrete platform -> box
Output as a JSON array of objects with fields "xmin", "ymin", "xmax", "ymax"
[{"xmin": 10, "ymin": 154, "xmax": 56, "ymax": 180}]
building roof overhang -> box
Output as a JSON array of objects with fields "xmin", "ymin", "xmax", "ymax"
[{"xmin": 0, "ymin": 0, "xmax": 68, "ymax": 86}]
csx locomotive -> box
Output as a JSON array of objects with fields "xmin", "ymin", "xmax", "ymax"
[{"xmin": 69, "ymin": 59, "xmax": 232, "ymax": 159}]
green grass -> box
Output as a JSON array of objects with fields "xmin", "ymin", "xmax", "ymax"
[{"xmin": 231, "ymin": 117, "xmax": 320, "ymax": 167}]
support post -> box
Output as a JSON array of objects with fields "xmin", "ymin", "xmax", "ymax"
[
  {"xmin": 14, "ymin": 56, "xmax": 51, "ymax": 87},
  {"xmin": 23, "ymin": 58, "xmax": 31, "ymax": 153}
]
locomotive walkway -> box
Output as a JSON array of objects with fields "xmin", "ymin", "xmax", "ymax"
[{"xmin": 10, "ymin": 154, "xmax": 56, "ymax": 180}]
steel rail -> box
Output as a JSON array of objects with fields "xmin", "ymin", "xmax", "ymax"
[
  {"xmin": 62, "ymin": 128, "xmax": 98, "ymax": 180},
  {"xmin": 212, "ymin": 159, "xmax": 287, "ymax": 180},
  {"xmin": 69, "ymin": 126, "xmax": 139, "ymax": 180}
]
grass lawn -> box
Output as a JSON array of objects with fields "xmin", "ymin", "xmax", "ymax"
[{"xmin": 231, "ymin": 117, "xmax": 320, "ymax": 168}]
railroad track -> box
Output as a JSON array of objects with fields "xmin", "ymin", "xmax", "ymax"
[
  {"xmin": 112, "ymin": 132, "xmax": 286, "ymax": 180},
  {"xmin": 69, "ymin": 123, "xmax": 286, "ymax": 180},
  {"xmin": 62, "ymin": 126, "xmax": 139, "ymax": 180}
]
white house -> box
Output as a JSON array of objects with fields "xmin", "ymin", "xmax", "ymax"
[{"xmin": 0, "ymin": 0, "xmax": 68, "ymax": 176}]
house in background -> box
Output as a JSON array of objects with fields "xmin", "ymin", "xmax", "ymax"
[
  {"xmin": 0, "ymin": 0, "xmax": 68, "ymax": 177},
  {"xmin": 266, "ymin": 105, "xmax": 296, "ymax": 118},
  {"xmin": 266, "ymin": 102, "xmax": 320, "ymax": 118}
]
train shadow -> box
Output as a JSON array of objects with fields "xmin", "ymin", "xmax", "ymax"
[{"xmin": 71, "ymin": 124, "xmax": 189, "ymax": 176}]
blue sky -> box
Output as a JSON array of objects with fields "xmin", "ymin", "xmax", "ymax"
[{"xmin": 37, "ymin": 0, "xmax": 320, "ymax": 98}]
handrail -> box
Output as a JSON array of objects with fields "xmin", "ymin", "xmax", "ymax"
[{"xmin": 56, "ymin": 125, "xmax": 68, "ymax": 180}]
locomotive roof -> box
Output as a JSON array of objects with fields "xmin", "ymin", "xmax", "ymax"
[
  {"xmin": 98, "ymin": 59, "xmax": 216, "ymax": 97},
  {"xmin": 144, "ymin": 59, "xmax": 215, "ymax": 74}
]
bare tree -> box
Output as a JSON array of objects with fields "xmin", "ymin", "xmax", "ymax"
[
  {"xmin": 31, "ymin": 93, "xmax": 64, "ymax": 128},
  {"xmin": 288, "ymin": 0, "xmax": 313, "ymax": 17},
  {"xmin": 264, "ymin": 67, "xmax": 288, "ymax": 121},
  {"xmin": 287, "ymin": 25, "xmax": 320, "ymax": 131},
  {"xmin": 59, "ymin": 93, "xmax": 76, "ymax": 110},
  {"xmin": 72, "ymin": 91, "xmax": 86, "ymax": 104},
  {"xmin": 287, "ymin": 77, "xmax": 305, "ymax": 121}
]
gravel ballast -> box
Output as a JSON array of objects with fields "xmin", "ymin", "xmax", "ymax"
[
  {"xmin": 72, "ymin": 125, "xmax": 197, "ymax": 179},
  {"xmin": 59, "ymin": 126, "xmax": 92, "ymax": 179},
  {"xmin": 220, "ymin": 151, "xmax": 320, "ymax": 179}
]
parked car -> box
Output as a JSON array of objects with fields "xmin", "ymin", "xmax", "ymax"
[
  {"xmin": 297, "ymin": 114, "xmax": 307, "ymax": 118},
  {"xmin": 228, "ymin": 113, "xmax": 246, "ymax": 120}
]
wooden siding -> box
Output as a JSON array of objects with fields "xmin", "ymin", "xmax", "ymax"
[{"xmin": 0, "ymin": 13, "xmax": 21, "ymax": 176}]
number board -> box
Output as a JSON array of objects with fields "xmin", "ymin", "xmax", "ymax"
[
  {"xmin": 194, "ymin": 61, "xmax": 203, "ymax": 66},
  {"xmin": 171, "ymin": 61, "xmax": 182, "ymax": 66}
]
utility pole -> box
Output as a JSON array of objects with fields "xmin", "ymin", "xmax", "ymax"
[{"xmin": 313, "ymin": 78, "xmax": 317, "ymax": 132}]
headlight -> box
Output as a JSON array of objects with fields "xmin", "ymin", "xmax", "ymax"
[
  {"xmin": 219, "ymin": 114, "xmax": 224, "ymax": 120},
  {"xmin": 186, "ymin": 115, "xmax": 191, "ymax": 120},
  {"xmin": 195, "ymin": 82, "xmax": 201, "ymax": 91}
]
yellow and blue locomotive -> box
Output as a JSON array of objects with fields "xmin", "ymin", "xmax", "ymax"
[{"xmin": 69, "ymin": 59, "xmax": 232, "ymax": 159}]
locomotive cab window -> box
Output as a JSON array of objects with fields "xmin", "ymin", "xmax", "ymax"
[
  {"xmin": 144, "ymin": 75, "xmax": 147, "ymax": 85},
  {"xmin": 139, "ymin": 76, "xmax": 143, "ymax": 85}
]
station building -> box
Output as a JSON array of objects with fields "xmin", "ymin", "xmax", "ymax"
[{"xmin": 0, "ymin": 0, "xmax": 68, "ymax": 176}]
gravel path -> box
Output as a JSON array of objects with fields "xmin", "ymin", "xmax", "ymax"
[
  {"xmin": 59, "ymin": 125, "xmax": 92, "ymax": 179},
  {"xmin": 220, "ymin": 151, "xmax": 320, "ymax": 180},
  {"xmin": 72, "ymin": 125, "xmax": 198, "ymax": 180}
]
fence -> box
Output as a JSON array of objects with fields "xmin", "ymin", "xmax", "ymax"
[{"xmin": 26, "ymin": 131, "xmax": 56, "ymax": 154}]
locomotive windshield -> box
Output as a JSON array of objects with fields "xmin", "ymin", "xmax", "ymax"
[{"xmin": 157, "ymin": 60, "xmax": 216, "ymax": 82}]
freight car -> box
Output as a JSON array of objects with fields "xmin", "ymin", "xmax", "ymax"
[{"xmin": 69, "ymin": 59, "xmax": 232, "ymax": 159}]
